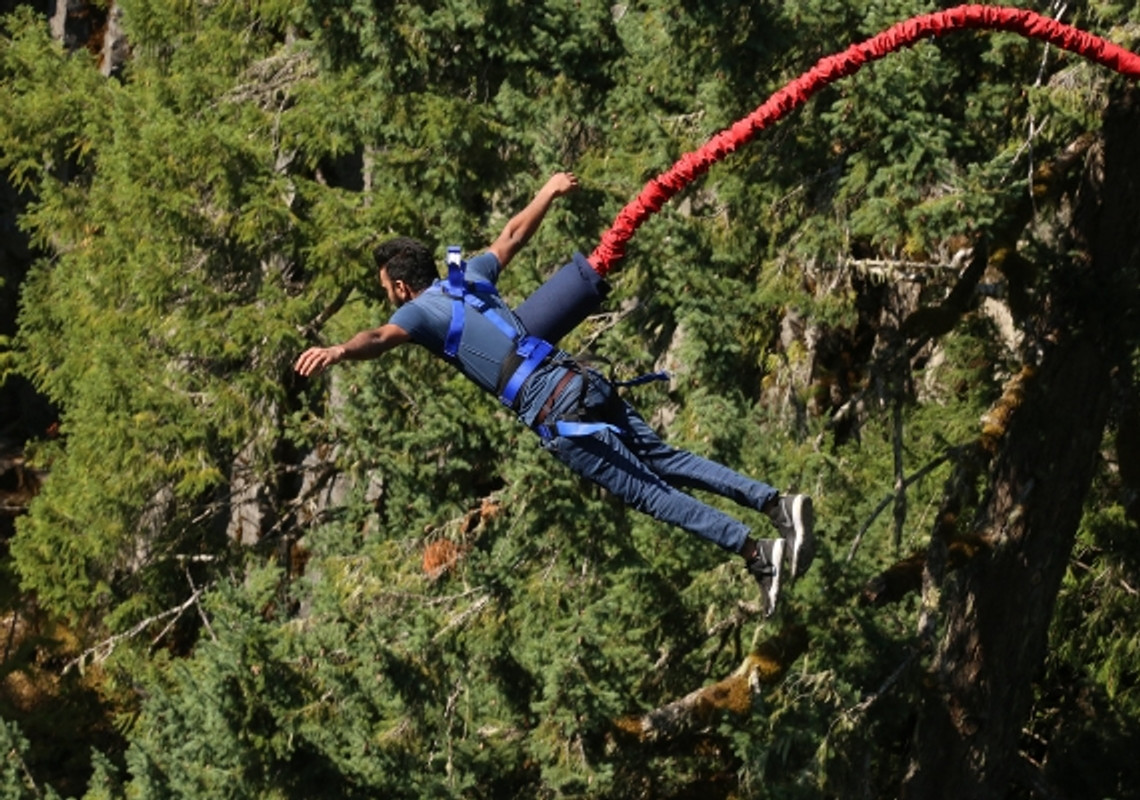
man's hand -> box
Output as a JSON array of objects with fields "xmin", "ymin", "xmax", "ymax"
[
  {"xmin": 294, "ymin": 346, "xmax": 345, "ymax": 377},
  {"xmin": 490, "ymin": 171, "xmax": 581, "ymax": 268},
  {"xmin": 545, "ymin": 171, "xmax": 579, "ymax": 199}
]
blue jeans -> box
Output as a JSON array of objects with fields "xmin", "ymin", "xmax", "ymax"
[{"xmin": 537, "ymin": 371, "xmax": 777, "ymax": 553}]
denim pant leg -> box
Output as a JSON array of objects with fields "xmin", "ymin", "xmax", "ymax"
[
  {"xmin": 610, "ymin": 400, "xmax": 779, "ymax": 512},
  {"xmin": 543, "ymin": 428, "xmax": 753, "ymax": 553},
  {"xmin": 538, "ymin": 373, "xmax": 757, "ymax": 553}
]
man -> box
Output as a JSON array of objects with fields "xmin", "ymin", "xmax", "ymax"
[{"xmin": 294, "ymin": 172, "xmax": 815, "ymax": 615}]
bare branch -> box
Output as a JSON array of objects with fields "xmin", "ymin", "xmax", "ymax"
[
  {"xmin": 840, "ymin": 251, "xmax": 969, "ymax": 282},
  {"xmin": 63, "ymin": 587, "xmax": 210, "ymax": 675},
  {"xmin": 847, "ymin": 449, "xmax": 956, "ymax": 563},
  {"xmin": 223, "ymin": 48, "xmax": 319, "ymax": 109},
  {"xmin": 840, "ymin": 649, "xmax": 918, "ymax": 724},
  {"xmin": 185, "ymin": 566, "xmax": 217, "ymax": 643},
  {"xmin": 299, "ymin": 285, "xmax": 355, "ymax": 341},
  {"xmin": 433, "ymin": 594, "xmax": 493, "ymax": 641},
  {"xmin": 576, "ymin": 297, "xmax": 642, "ymax": 354}
]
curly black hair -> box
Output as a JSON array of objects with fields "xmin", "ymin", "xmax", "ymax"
[{"xmin": 373, "ymin": 237, "xmax": 439, "ymax": 292}]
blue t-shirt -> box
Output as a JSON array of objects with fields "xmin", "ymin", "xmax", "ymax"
[{"xmin": 389, "ymin": 251, "xmax": 573, "ymax": 426}]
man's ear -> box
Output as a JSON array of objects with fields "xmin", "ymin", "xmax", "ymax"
[{"xmin": 395, "ymin": 279, "xmax": 419, "ymax": 304}]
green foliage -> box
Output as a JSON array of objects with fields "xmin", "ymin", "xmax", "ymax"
[
  {"xmin": 3, "ymin": 0, "xmax": 1140, "ymax": 797},
  {"xmin": 1034, "ymin": 466, "xmax": 1140, "ymax": 797},
  {"xmin": 0, "ymin": 717, "xmax": 61, "ymax": 800}
]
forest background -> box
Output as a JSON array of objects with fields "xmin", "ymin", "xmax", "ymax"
[{"xmin": 2, "ymin": 0, "xmax": 1140, "ymax": 797}]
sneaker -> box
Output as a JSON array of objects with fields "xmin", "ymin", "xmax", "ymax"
[
  {"xmin": 746, "ymin": 538, "xmax": 785, "ymax": 617},
  {"xmin": 766, "ymin": 494, "xmax": 815, "ymax": 581}
]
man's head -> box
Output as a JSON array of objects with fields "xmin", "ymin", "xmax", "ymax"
[{"xmin": 373, "ymin": 237, "xmax": 439, "ymax": 307}]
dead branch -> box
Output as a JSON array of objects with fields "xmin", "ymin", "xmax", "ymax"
[
  {"xmin": 62, "ymin": 586, "xmax": 210, "ymax": 676},
  {"xmin": 576, "ymin": 297, "xmax": 642, "ymax": 354},
  {"xmin": 433, "ymin": 593, "xmax": 493, "ymax": 641},
  {"xmin": 847, "ymin": 449, "xmax": 957, "ymax": 563},
  {"xmin": 841, "ymin": 649, "xmax": 919, "ymax": 725},
  {"xmin": 857, "ymin": 371, "xmax": 1038, "ymax": 606},
  {"xmin": 299, "ymin": 285, "xmax": 355, "ymax": 341},
  {"xmin": 222, "ymin": 47, "xmax": 319, "ymax": 109}
]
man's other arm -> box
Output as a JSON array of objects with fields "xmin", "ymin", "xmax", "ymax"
[
  {"xmin": 487, "ymin": 172, "xmax": 579, "ymax": 269},
  {"xmin": 294, "ymin": 323, "xmax": 411, "ymax": 377}
]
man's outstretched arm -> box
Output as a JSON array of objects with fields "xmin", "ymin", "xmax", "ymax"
[
  {"xmin": 294, "ymin": 323, "xmax": 411, "ymax": 377},
  {"xmin": 488, "ymin": 172, "xmax": 578, "ymax": 269}
]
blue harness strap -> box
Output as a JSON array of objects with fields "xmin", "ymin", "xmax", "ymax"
[
  {"xmin": 433, "ymin": 246, "xmax": 558, "ymax": 408},
  {"xmin": 499, "ymin": 335, "xmax": 553, "ymax": 407},
  {"xmin": 441, "ymin": 247, "xmax": 466, "ymax": 357},
  {"xmin": 437, "ymin": 246, "xmax": 525, "ymax": 358},
  {"xmin": 530, "ymin": 372, "xmax": 667, "ymax": 441},
  {"xmin": 436, "ymin": 247, "xmax": 660, "ymax": 441},
  {"xmin": 535, "ymin": 420, "xmax": 622, "ymax": 442},
  {"xmin": 614, "ymin": 371, "xmax": 670, "ymax": 388}
]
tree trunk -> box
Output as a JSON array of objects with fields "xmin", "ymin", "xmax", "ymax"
[{"xmin": 902, "ymin": 85, "xmax": 1140, "ymax": 799}]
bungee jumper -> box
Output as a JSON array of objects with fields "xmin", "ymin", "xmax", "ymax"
[
  {"xmin": 295, "ymin": 173, "xmax": 815, "ymax": 616},
  {"xmin": 295, "ymin": 5, "xmax": 1140, "ymax": 616}
]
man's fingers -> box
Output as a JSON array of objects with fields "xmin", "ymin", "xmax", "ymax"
[
  {"xmin": 551, "ymin": 171, "xmax": 579, "ymax": 196},
  {"xmin": 294, "ymin": 348, "xmax": 327, "ymax": 377}
]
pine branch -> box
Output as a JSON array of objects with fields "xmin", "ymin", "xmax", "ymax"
[{"xmin": 9, "ymin": 745, "xmax": 42, "ymax": 800}]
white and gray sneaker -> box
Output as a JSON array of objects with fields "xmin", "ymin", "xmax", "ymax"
[
  {"xmin": 766, "ymin": 494, "xmax": 816, "ymax": 582},
  {"xmin": 746, "ymin": 538, "xmax": 785, "ymax": 617}
]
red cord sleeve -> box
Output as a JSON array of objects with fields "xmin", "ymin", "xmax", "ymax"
[{"xmin": 587, "ymin": 4, "xmax": 1140, "ymax": 275}]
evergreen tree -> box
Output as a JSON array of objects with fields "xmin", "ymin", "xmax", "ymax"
[{"xmin": 3, "ymin": 0, "xmax": 1140, "ymax": 797}]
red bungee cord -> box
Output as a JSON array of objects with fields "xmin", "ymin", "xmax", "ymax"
[{"xmin": 586, "ymin": 4, "xmax": 1140, "ymax": 276}]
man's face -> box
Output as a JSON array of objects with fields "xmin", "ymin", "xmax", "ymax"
[{"xmin": 380, "ymin": 267, "xmax": 414, "ymax": 307}]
